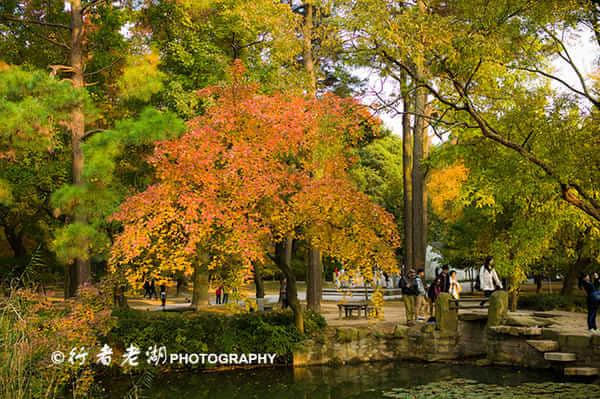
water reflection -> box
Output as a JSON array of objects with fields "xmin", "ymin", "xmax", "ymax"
[{"xmin": 111, "ymin": 362, "xmax": 591, "ymax": 399}]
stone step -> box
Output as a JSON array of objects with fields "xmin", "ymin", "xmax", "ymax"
[
  {"xmin": 526, "ymin": 340, "xmax": 559, "ymax": 352},
  {"xmin": 564, "ymin": 367, "xmax": 599, "ymax": 377},
  {"xmin": 544, "ymin": 352, "xmax": 577, "ymax": 362}
]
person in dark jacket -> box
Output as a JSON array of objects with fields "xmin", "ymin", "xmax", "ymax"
[
  {"xmin": 580, "ymin": 273, "xmax": 600, "ymax": 332},
  {"xmin": 143, "ymin": 280, "xmax": 151, "ymax": 299},
  {"xmin": 149, "ymin": 279, "xmax": 158, "ymax": 300},
  {"xmin": 438, "ymin": 265, "xmax": 451, "ymax": 293},
  {"xmin": 400, "ymin": 269, "xmax": 418, "ymax": 325},
  {"xmin": 427, "ymin": 273, "xmax": 442, "ymax": 322}
]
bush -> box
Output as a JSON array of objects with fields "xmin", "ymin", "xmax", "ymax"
[
  {"xmin": 109, "ymin": 309, "xmax": 326, "ymax": 369},
  {"xmin": 0, "ymin": 288, "xmax": 114, "ymax": 399},
  {"xmin": 518, "ymin": 293, "xmax": 586, "ymax": 312}
]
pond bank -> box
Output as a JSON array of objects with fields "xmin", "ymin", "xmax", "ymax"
[{"xmin": 293, "ymin": 292, "xmax": 600, "ymax": 378}]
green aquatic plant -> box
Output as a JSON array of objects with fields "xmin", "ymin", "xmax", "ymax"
[{"xmin": 382, "ymin": 378, "xmax": 600, "ymax": 399}]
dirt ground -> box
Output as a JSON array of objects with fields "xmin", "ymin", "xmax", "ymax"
[{"xmin": 123, "ymin": 281, "xmax": 590, "ymax": 336}]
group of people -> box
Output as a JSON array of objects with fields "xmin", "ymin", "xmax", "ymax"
[
  {"xmin": 400, "ymin": 256, "xmax": 503, "ymax": 325},
  {"xmin": 142, "ymin": 279, "xmax": 167, "ymax": 307},
  {"xmin": 215, "ymin": 285, "xmax": 229, "ymax": 304}
]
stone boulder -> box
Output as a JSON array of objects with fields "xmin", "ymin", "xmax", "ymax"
[
  {"xmin": 503, "ymin": 314, "xmax": 555, "ymax": 327},
  {"xmin": 435, "ymin": 293, "xmax": 458, "ymax": 335},
  {"xmin": 487, "ymin": 291, "xmax": 508, "ymax": 328}
]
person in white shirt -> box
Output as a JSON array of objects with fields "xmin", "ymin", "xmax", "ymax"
[
  {"xmin": 479, "ymin": 256, "xmax": 503, "ymax": 304},
  {"xmin": 449, "ymin": 270, "xmax": 461, "ymax": 300}
]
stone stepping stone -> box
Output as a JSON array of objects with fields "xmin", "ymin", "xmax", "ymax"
[
  {"xmin": 489, "ymin": 325, "xmax": 542, "ymax": 336},
  {"xmin": 526, "ymin": 339, "xmax": 559, "ymax": 352},
  {"xmin": 564, "ymin": 367, "xmax": 599, "ymax": 376},
  {"xmin": 533, "ymin": 311, "xmax": 561, "ymax": 318},
  {"xmin": 544, "ymin": 352, "xmax": 576, "ymax": 362}
]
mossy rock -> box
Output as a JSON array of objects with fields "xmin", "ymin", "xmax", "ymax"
[
  {"xmin": 335, "ymin": 327, "xmax": 359, "ymax": 343},
  {"xmin": 393, "ymin": 324, "xmax": 410, "ymax": 339},
  {"xmin": 487, "ymin": 291, "xmax": 508, "ymax": 328},
  {"xmin": 503, "ymin": 314, "xmax": 555, "ymax": 327}
]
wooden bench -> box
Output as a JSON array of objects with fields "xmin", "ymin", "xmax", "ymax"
[{"xmin": 337, "ymin": 302, "xmax": 378, "ymax": 319}]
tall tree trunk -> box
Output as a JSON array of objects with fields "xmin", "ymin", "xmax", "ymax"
[
  {"xmin": 400, "ymin": 73, "xmax": 413, "ymax": 273},
  {"xmin": 276, "ymin": 237, "xmax": 303, "ymax": 333},
  {"xmin": 5, "ymin": 227, "xmax": 26, "ymax": 258},
  {"xmin": 302, "ymin": 3, "xmax": 323, "ymax": 313},
  {"xmin": 411, "ymin": 87, "xmax": 427, "ymax": 270},
  {"xmin": 561, "ymin": 262, "xmax": 580, "ymax": 296},
  {"xmin": 303, "ymin": 3, "xmax": 316, "ymax": 95},
  {"xmin": 411, "ymin": 0, "xmax": 428, "ymax": 271},
  {"xmin": 192, "ymin": 265, "xmax": 209, "ymax": 310},
  {"xmin": 67, "ymin": 0, "xmax": 90, "ymax": 297},
  {"xmin": 561, "ymin": 228, "xmax": 590, "ymax": 296},
  {"xmin": 254, "ymin": 263, "xmax": 265, "ymax": 299},
  {"xmin": 306, "ymin": 247, "xmax": 322, "ymax": 312}
]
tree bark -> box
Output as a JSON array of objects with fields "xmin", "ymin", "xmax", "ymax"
[
  {"xmin": 411, "ymin": 0, "xmax": 429, "ymax": 271},
  {"xmin": 561, "ymin": 228, "xmax": 590, "ymax": 296},
  {"xmin": 400, "ymin": 73, "xmax": 414, "ymax": 273},
  {"xmin": 302, "ymin": 3, "xmax": 322, "ymax": 313},
  {"xmin": 254, "ymin": 263, "xmax": 265, "ymax": 299},
  {"xmin": 192, "ymin": 267, "xmax": 209, "ymax": 310},
  {"xmin": 276, "ymin": 237, "xmax": 303, "ymax": 333},
  {"xmin": 113, "ymin": 284, "xmax": 128, "ymax": 308},
  {"xmin": 192, "ymin": 253, "xmax": 210, "ymax": 310},
  {"xmin": 4, "ymin": 225, "xmax": 26, "ymax": 259},
  {"xmin": 306, "ymin": 246, "xmax": 322, "ymax": 312},
  {"xmin": 411, "ymin": 82, "xmax": 428, "ymax": 270},
  {"xmin": 303, "ymin": 3, "xmax": 316, "ymax": 95},
  {"xmin": 67, "ymin": 0, "xmax": 91, "ymax": 296}
]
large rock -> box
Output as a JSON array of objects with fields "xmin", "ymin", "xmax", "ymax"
[
  {"xmin": 435, "ymin": 293, "xmax": 458, "ymax": 335},
  {"xmin": 392, "ymin": 324, "xmax": 409, "ymax": 339},
  {"xmin": 489, "ymin": 325, "xmax": 542, "ymax": 336},
  {"xmin": 459, "ymin": 312, "xmax": 488, "ymax": 322},
  {"xmin": 526, "ymin": 339, "xmax": 559, "ymax": 352},
  {"xmin": 564, "ymin": 367, "xmax": 598, "ymax": 376},
  {"xmin": 559, "ymin": 333, "xmax": 591, "ymax": 350},
  {"xmin": 503, "ymin": 314, "xmax": 555, "ymax": 327},
  {"xmin": 544, "ymin": 352, "xmax": 576, "ymax": 362},
  {"xmin": 487, "ymin": 291, "xmax": 508, "ymax": 328}
]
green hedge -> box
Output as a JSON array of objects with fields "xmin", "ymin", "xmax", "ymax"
[
  {"xmin": 518, "ymin": 293, "xmax": 586, "ymax": 312},
  {"xmin": 109, "ymin": 309, "xmax": 325, "ymax": 368}
]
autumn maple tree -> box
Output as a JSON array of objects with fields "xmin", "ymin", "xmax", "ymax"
[{"xmin": 110, "ymin": 62, "xmax": 400, "ymax": 331}]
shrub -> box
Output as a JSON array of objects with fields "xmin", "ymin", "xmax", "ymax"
[
  {"xmin": 109, "ymin": 309, "xmax": 326, "ymax": 369},
  {"xmin": 0, "ymin": 288, "xmax": 114, "ymax": 399},
  {"xmin": 518, "ymin": 293, "xmax": 586, "ymax": 312}
]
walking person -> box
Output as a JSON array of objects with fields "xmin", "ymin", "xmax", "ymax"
[
  {"xmin": 149, "ymin": 279, "xmax": 158, "ymax": 300},
  {"xmin": 415, "ymin": 268, "xmax": 427, "ymax": 321},
  {"xmin": 479, "ymin": 256, "xmax": 503, "ymax": 306},
  {"xmin": 159, "ymin": 283, "xmax": 167, "ymax": 309},
  {"xmin": 449, "ymin": 270, "xmax": 462, "ymax": 300},
  {"xmin": 427, "ymin": 274, "xmax": 442, "ymax": 322},
  {"xmin": 215, "ymin": 286, "xmax": 222, "ymax": 304},
  {"xmin": 143, "ymin": 280, "xmax": 151, "ymax": 299},
  {"xmin": 438, "ymin": 265, "xmax": 451, "ymax": 293},
  {"xmin": 400, "ymin": 269, "xmax": 418, "ymax": 325},
  {"xmin": 580, "ymin": 273, "xmax": 600, "ymax": 332},
  {"xmin": 221, "ymin": 286, "xmax": 228, "ymax": 304}
]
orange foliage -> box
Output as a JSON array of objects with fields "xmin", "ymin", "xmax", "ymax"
[{"xmin": 110, "ymin": 61, "xmax": 400, "ymax": 288}]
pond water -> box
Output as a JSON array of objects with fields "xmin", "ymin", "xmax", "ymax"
[{"xmin": 109, "ymin": 362, "xmax": 600, "ymax": 399}]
